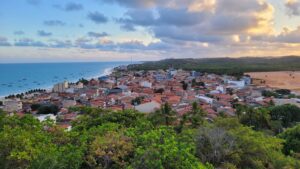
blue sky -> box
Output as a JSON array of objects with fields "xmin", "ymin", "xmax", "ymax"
[{"xmin": 1, "ymin": 0, "xmax": 300, "ymax": 63}]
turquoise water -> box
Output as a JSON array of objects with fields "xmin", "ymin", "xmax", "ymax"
[{"xmin": 0, "ymin": 62, "xmax": 130, "ymax": 97}]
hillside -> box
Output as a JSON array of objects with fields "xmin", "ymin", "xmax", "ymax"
[{"xmin": 128, "ymin": 56, "xmax": 300, "ymax": 75}]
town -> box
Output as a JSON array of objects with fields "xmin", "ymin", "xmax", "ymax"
[{"xmin": 1, "ymin": 65, "xmax": 300, "ymax": 130}]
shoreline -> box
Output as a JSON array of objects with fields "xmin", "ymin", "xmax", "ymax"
[{"xmin": 0, "ymin": 67, "xmax": 115, "ymax": 100}]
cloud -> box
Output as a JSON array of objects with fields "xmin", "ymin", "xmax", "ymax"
[
  {"xmin": 14, "ymin": 31, "xmax": 25, "ymax": 35},
  {"xmin": 285, "ymin": 0, "xmax": 300, "ymax": 16},
  {"xmin": 114, "ymin": 0, "xmax": 274, "ymax": 43},
  {"xmin": 99, "ymin": 0, "xmax": 157, "ymax": 8},
  {"xmin": 15, "ymin": 38, "xmax": 47, "ymax": 47},
  {"xmin": 43, "ymin": 20, "xmax": 66, "ymax": 26},
  {"xmin": 48, "ymin": 39, "xmax": 72, "ymax": 48},
  {"xmin": 275, "ymin": 27, "xmax": 300, "ymax": 43},
  {"xmin": 37, "ymin": 30, "xmax": 52, "ymax": 37},
  {"xmin": 87, "ymin": 32, "xmax": 109, "ymax": 38},
  {"xmin": 87, "ymin": 12, "xmax": 108, "ymax": 24},
  {"xmin": 54, "ymin": 2, "xmax": 83, "ymax": 12},
  {"xmin": 0, "ymin": 36, "xmax": 11, "ymax": 46}
]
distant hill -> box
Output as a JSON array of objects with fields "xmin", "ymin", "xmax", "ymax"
[{"xmin": 128, "ymin": 56, "xmax": 300, "ymax": 75}]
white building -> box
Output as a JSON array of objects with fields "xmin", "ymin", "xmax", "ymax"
[
  {"xmin": 195, "ymin": 95, "xmax": 214, "ymax": 104},
  {"xmin": 35, "ymin": 114, "xmax": 56, "ymax": 122},
  {"xmin": 140, "ymin": 81, "xmax": 152, "ymax": 88},
  {"xmin": 227, "ymin": 80, "xmax": 246, "ymax": 89},
  {"xmin": 53, "ymin": 81, "xmax": 69, "ymax": 93},
  {"xmin": 2, "ymin": 99, "xmax": 23, "ymax": 112},
  {"xmin": 135, "ymin": 101, "xmax": 161, "ymax": 113}
]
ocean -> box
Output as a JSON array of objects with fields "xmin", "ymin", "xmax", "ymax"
[{"xmin": 0, "ymin": 62, "xmax": 131, "ymax": 97}]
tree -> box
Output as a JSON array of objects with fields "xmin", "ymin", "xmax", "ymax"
[
  {"xmin": 130, "ymin": 127, "xmax": 208, "ymax": 169},
  {"xmin": 279, "ymin": 124, "xmax": 300, "ymax": 156},
  {"xmin": 78, "ymin": 78, "xmax": 89, "ymax": 85},
  {"xmin": 275, "ymin": 89, "xmax": 291, "ymax": 95},
  {"xmin": 196, "ymin": 127, "xmax": 236, "ymax": 166},
  {"xmin": 270, "ymin": 104, "xmax": 300, "ymax": 127},
  {"xmin": 37, "ymin": 104, "xmax": 59, "ymax": 115},
  {"xmin": 239, "ymin": 107, "xmax": 271, "ymax": 131},
  {"xmin": 179, "ymin": 102, "xmax": 206, "ymax": 130},
  {"xmin": 149, "ymin": 103, "xmax": 176, "ymax": 126},
  {"xmin": 182, "ymin": 82, "xmax": 188, "ymax": 90},
  {"xmin": 31, "ymin": 103, "xmax": 41, "ymax": 111},
  {"xmin": 85, "ymin": 131, "xmax": 133, "ymax": 169},
  {"xmin": 212, "ymin": 118, "xmax": 299, "ymax": 169}
]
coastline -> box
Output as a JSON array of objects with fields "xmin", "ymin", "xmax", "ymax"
[{"xmin": 0, "ymin": 66, "xmax": 115, "ymax": 100}]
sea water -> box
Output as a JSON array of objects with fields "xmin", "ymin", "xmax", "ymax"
[{"xmin": 0, "ymin": 62, "xmax": 131, "ymax": 97}]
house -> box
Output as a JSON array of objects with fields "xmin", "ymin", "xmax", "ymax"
[
  {"xmin": 195, "ymin": 95, "xmax": 214, "ymax": 104},
  {"xmin": 2, "ymin": 99, "xmax": 23, "ymax": 112},
  {"xmin": 241, "ymin": 76, "xmax": 252, "ymax": 85},
  {"xmin": 140, "ymin": 81, "xmax": 152, "ymax": 88},
  {"xmin": 227, "ymin": 80, "xmax": 246, "ymax": 89},
  {"xmin": 135, "ymin": 101, "xmax": 161, "ymax": 113},
  {"xmin": 62, "ymin": 99, "xmax": 76, "ymax": 108}
]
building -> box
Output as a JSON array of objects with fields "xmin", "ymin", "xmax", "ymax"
[
  {"xmin": 227, "ymin": 80, "xmax": 246, "ymax": 89},
  {"xmin": 195, "ymin": 95, "xmax": 214, "ymax": 104},
  {"xmin": 241, "ymin": 76, "xmax": 252, "ymax": 85},
  {"xmin": 62, "ymin": 99, "xmax": 77, "ymax": 108},
  {"xmin": 35, "ymin": 114, "xmax": 56, "ymax": 122},
  {"xmin": 2, "ymin": 99, "xmax": 23, "ymax": 112},
  {"xmin": 53, "ymin": 81, "xmax": 69, "ymax": 93},
  {"xmin": 140, "ymin": 81, "xmax": 152, "ymax": 88},
  {"xmin": 135, "ymin": 101, "xmax": 161, "ymax": 113}
]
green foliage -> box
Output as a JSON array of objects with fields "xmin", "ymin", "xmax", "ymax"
[
  {"xmin": 262, "ymin": 90, "xmax": 279, "ymax": 98},
  {"xmin": 275, "ymin": 89, "xmax": 291, "ymax": 95},
  {"xmin": 31, "ymin": 103, "xmax": 41, "ymax": 111},
  {"xmin": 85, "ymin": 131, "xmax": 134, "ymax": 169},
  {"xmin": 279, "ymin": 124, "xmax": 300, "ymax": 156},
  {"xmin": 0, "ymin": 114, "xmax": 85, "ymax": 169},
  {"xmin": 77, "ymin": 78, "xmax": 89, "ymax": 85},
  {"xmin": 130, "ymin": 127, "xmax": 207, "ymax": 169},
  {"xmin": 37, "ymin": 104, "xmax": 59, "ymax": 115},
  {"xmin": 239, "ymin": 107, "xmax": 271, "ymax": 131},
  {"xmin": 72, "ymin": 108, "xmax": 145, "ymax": 131},
  {"xmin": 0, "ymin": 106, "xmax": 300, "ymax": 169},
  {"xmin": 148, "ymin": 103, "xmax": 176, "ymax": 127},
  {"xmin": 128, "ymin": 56, "xmax": 300, "ymax": 75},
  {"xmin": 177, "ymin": 102, "xmax": 206, "ymax": 132},
  {"xmin": 131, "ymin": 97, "xmax": 144, "ymax": 105},
  {"xmin": 270, "ymin": 104, "xmax": 300, "ymax": 128},
  {"xmin": 210, "ymin": 118, "xmax": 299, "ymax": 169}
]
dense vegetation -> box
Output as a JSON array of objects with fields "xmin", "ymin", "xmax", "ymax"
[
  {"xmin": 128, "ymin": 56, "xmax": 300, "ymax": 75},
  {"xmin": 0, "ymin": 103, "xmax": 300, "ymax": 169}
]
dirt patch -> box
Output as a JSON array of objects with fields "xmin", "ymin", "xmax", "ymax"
[{"xmin": 246, "ymin": 71, "xmax": 300, "ymax": 92}]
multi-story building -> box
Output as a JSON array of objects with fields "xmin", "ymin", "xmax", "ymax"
[
  {"xmin": 3, "ymin": 99, "xmax": 23, "ymax": 112},
  {"xmin": 53, "ymin": 81, "xmax": 69, "ymax": 93}
]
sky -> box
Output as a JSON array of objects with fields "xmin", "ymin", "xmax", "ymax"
[{"xmin": 1, "ymin": 0, "xmax": 300, "ymax": 63}]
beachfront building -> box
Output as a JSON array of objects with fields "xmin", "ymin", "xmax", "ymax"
[
  {"xmin": 53, "ymin": 81, "xmax": 69, "ymax": 93},
  {"xmin": 2, "ymin": 99, "xmax": 23, "ymax": 112}
]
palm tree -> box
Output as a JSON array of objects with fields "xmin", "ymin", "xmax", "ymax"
[{"xmin": 160, "ymin": 103, "xmax": 176, "ymax": 126}]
